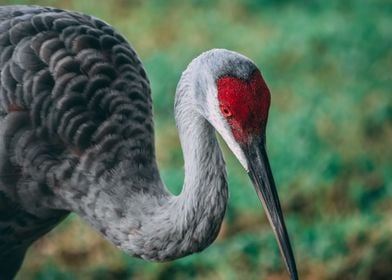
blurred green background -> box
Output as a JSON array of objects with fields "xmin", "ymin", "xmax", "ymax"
[{"xmin": 2, "ymin": 0, "xmax": 390, "ymax": 279}]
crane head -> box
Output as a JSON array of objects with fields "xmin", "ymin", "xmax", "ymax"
[{"xmin": 198, "ymin": 49, "xmax": 298, "ymax": 280}]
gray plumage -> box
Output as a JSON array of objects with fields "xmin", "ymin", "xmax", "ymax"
[{"xmin": 0, "ymin": 5, "xmax": 298, "ymax": 280}]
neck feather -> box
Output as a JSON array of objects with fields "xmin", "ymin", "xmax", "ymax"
[
  {"xmin": 129, "ymin": 71, "xmax": 228, "ymax": 260},
  {"xmin": 171, "ymin": 73, "xmax": 229, "ymax": 254}
]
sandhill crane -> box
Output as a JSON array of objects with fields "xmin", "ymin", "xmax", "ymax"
[{"xmin": 0, "ymin": 5, "xmax": 298, "ymax": 280}]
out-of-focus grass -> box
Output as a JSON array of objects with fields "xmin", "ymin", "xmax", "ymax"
[{"xmin": 1, "ymin": 0, "xmax": 390, "ymax": 279}]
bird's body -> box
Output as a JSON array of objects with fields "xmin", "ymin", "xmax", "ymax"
[{"xmin": 0, "ymin": 5, "xmax": 297, "ymax": 280}]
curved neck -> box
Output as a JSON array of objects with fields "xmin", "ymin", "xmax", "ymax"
[
  {"xmin": 128, "ymin": 73, "xmax": 229, "ymax": 260},
  {"xmin": 171, "ymin": 83, "xmax": 229, "ymax": 252}
]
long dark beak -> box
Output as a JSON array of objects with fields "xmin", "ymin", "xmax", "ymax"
[{"xmin": 243, "ymin": 136, "xmax": 298, "ymax": 280}]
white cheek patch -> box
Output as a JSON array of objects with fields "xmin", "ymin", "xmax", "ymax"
[{"xmin": 205, "ymin": 85, "xmax": 249, "ymax": 171}]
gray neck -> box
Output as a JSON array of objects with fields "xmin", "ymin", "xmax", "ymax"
[
  {"xmin": 169, "ymin": 70, "xmax": 229, "ymax": 255},
  {"xmin": 128, "ymin": 70, "xmax": 228, "ymax": 260}
]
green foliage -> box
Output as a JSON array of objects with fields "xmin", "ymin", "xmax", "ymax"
[{"xmin": 5, "ymin": 0, "xmax": 391, "ymax": 279}]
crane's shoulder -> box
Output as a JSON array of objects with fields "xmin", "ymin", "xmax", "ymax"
[
  {"xmin": 0, "ymin": 6, "xmax": 156, "ymax": 195},
  {"xmin": 0, "ymin": 5, "xmax": 154, "ymax": 150}
]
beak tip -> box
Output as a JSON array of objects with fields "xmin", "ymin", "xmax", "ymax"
[
  {"xmin": 289, "ymin": 266, "xmax": 299, "ymax": 280},
  {"xmin": 244, "ymin": 139, "xmax": 298, "ymax": 280}
]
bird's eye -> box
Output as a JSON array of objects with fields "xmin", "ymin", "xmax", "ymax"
[{"xmin": 220, "ymin": 104, "xmax": 232, "ymax": 118}]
